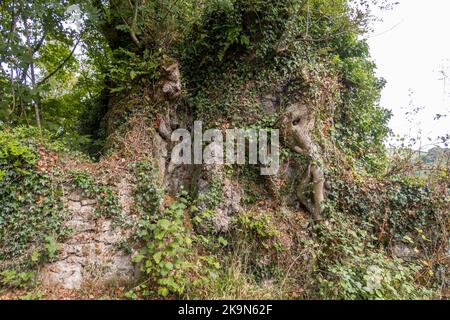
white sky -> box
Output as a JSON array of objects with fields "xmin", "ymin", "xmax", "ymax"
[{"xmin": 367, "ymin": 0, "xmax": 450, "ymax": 149}]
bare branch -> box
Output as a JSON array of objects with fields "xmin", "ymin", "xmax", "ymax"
[{"xmin": 130, "ymin": 0, "xmax": 141, "ymax": 46}]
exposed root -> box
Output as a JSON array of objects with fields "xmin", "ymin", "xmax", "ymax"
[{"xmin": 280, "ymin": 102, "xmax": 325, "ymax": 220}]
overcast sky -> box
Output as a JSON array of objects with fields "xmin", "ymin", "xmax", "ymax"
[{"xmin": 368, "ymin": 0, "xmax": 450, "ymax": 149}]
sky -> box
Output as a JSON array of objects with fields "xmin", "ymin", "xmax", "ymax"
[{"xmin": 367, "ymin": 0, "xmax": 450, "ymax": 149}]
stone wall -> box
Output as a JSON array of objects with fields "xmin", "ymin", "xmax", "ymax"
[{"xmin": 39, "ymin": 188, "xmax": 137, "ymax": 290}]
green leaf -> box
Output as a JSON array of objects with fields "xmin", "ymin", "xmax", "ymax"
[
  {"xmin": 153, "ymin": 251, "xmax": 163, "ymax": 264},
  {"xmin": 157, "ymin": 287, "xmax": 169, "ymax": 297},
  {"xmin": 132, "ymin": 254, "xmax": 145, "ymax": 263},
  {"xmin": 157, "ymin": 219, "xmax": 171, "ymax": 229},
  {"xmin": 31, "ymin": 250, "xmax": 40, "ymax": 263}
]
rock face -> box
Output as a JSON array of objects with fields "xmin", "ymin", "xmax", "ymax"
[
  {"xmin": 392, "ymin": 243, "xmax": 418, "ymax": 260},
  {"xmin": 211, "ymin": 178, "xmax": 243, "ymax": 232},
  {"xmin": 39, "ymin": 191, "xmax": 136, "ymax": 290},
  {"xmin": 195, "ymin": 164, "xmax": 244, "ymax": 233}
]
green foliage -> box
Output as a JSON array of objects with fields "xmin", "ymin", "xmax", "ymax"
[
  {"xmin": 315, "ymin": 212, "xmax": 433, "ymax": 300},
  {"xmin": 133, "ymin": 196, "xmax": 194, "ymax": 297},
  {"xmin": 326, "ymin": 172, "xmax": 448, "ymax": 295},
  {"xmin": 237, "ymin": 212, "xmax": 280, "ymax": 239},
  {"xmin": 69, "ymin": 169, "xmax": 122, "ymax": 220},
  {"xmin": 184, "ymin": 0, "xmax": 251, "ymax": 64},
  {"xmin": 0, "ymin": 1, "xmax": 109, "ymax": 154},
  {"xmin": 233, "ymin": 211, "xmax": 283, "ymax": 282},
  {"xmin": 129, "ymin": 162, "xmax": 221, "ymax": 298},
  {"xmin": 130, "ymin": 162, "xmax": 164, "ymax": 218},
  {"xmin": 181, "ymin": 0, "xmax": 392, "ymax": 175},
  {"xmin": 327, "ymin": 174, "xmax": 446, "ymax": 244},
  {"xmin": 0, "ymin": 127, "xmax": 68, "ymax": 270},
  {"xmin": 319, "ymin": 251, "xmax": 432, "ymax": 300},
  {"xmin": 109, "ymin": 48, "xmax": 161, "ymax": 94},
  {"xmin": 331, "ymin": 48, "xmax": 391, "ymax": 174},
  {"xmin": 190, "ymin": 256, "xmax": 279, "ymax": 299},
  {"xmin": 0, "ymin": 269, "xmax": 35, "ymax": 289},
  {"xmin": 0, "ymin": 129, "xmax": 37, "ymax": 176},
  {"xmin": 184, "ymin": 0, "xmax": 294, "ymax": 64},
  {"xmin": 17, "ymin": 290, "xmax": 44, "ymax": 300},
  {"xmin": 131, "ymin": 162, "xmax": 192, "ymax": 297},
  {"xmin": 0, "ymin": 0, "xmax": 82, "ymax": 126},
  {"xmin": 197, "ymin": 174, "xmax": 225, "ymax": 210},
  {"xmin": 0, "ymin": 0, "xmax": 446, "ymax": 301}
]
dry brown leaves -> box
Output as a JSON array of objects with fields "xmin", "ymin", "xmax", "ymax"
[{"xmin": 0, "ymin": 285, "xmax": 129, "ymax": 300}]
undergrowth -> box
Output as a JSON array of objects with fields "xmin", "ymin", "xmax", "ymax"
[{"xmin": 0, "ymin": 127, "xmax": 69, "ymax": 272}]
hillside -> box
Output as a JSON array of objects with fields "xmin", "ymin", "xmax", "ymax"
[{"xmin": 0, "ymin": 0, "xmax": 448, "ymax": 300}]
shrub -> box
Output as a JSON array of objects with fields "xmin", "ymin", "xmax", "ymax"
[{"xmin": 315, "ymin": 211, "xmax": 434, "ymax": 300}]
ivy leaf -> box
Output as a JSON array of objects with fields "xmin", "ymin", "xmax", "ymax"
[
  {"xmin": 157, "ymin": 219, "xmax": 171, "ymax": 229},
  {"xmin": 31, "ymin": 250, "xmax": 40, "ymax": 263},
  {"xmin": 157, "ymin": 287, "xmax": 169, "ymax": 297},
  {"xmin": 132, "ymin": 254, "xmax": 144, "ymax": 263},
  {"xmin": 153, "ymin": 251, "xmax": 162, "ymax": 264}
]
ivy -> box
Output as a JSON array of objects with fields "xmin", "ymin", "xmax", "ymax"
[
  {"xmin": 108, "ymin": 48, "xmax": 162, "ymax": 94},
  {"xmin": 68, "ymin": 169, "xmax": 123, "ymax": 221},
  {"xmin": 315, "ymin": 212, "xmax": 433, "ymax": 300},
  {"xmin": 0, "ymin": 128, "xmax": 69, "ymax": 272},
  {"xmin": 128, "ymin": 162, "xmax": 220, "ymax": 298}
]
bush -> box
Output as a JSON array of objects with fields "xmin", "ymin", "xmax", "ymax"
[{"xmin": 315, "ymin": 211, "xmax": 434, "ymax": 300}]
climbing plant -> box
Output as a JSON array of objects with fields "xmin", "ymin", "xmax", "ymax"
[{"xmin": 0, "ymin": 127, "xmax": 69, "ymax": 271}]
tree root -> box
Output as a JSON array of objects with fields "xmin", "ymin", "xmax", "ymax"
[{"xmin": 280, "ymin": 102, "xmax": 325, "ymax": 220}]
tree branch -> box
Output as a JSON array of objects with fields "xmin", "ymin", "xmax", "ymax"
[
  {"xmin": 33, "ymin": 32, "xmax": 46, "ymax": 54},
  {"xmin": 130, "ymin": 0, "xmax": 141, "ymax": 46},
  {"xmin": 38, "ymin": 38, "xmax": 80, "ymax": 86}
]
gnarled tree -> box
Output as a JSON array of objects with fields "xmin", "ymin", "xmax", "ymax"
[{"xmin": 279, "ymin": 102, "xmax": 325, "ymax": 220}]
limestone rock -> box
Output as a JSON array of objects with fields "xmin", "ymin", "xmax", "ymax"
[
  {"xmin": 81, "ymin": 199, "xmax": 97, "ymax": 206},
  {"xmin": 392, "ymin": 243, "xmax": 418, "ymax": 260},
  {"xmin": 39, "ymin": 188, "xmax": 136, "ymax": 290},
  {"xmin": 196, "ymin": 165, "xmax": 243, "ymax": 232}
]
